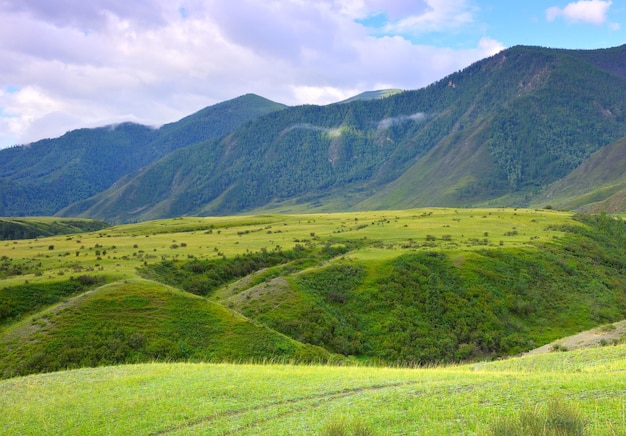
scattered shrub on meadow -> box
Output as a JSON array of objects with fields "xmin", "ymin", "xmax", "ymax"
[
  {"xmin": 320, "ymin": 417, "xmax": 376, "ymax": 436},
  {"xmin": 490, "ymin": 398, "xmax": 586, "ymax": 436},
  {"xmin": 551, "ymin": 343, "xmax": 569, "ymax": 352}
]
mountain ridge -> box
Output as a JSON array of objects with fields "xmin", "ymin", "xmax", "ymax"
[
  {"xmin": 0, "ymin": 94, "xmax": 287, "ymax": 217},
  {"xmin": 4, "ymin": 45, "xmax": 626, "ymax": 221},
  {"xmin": 61, "ymin": 44, "xmax": 626, "ymax": 222}
]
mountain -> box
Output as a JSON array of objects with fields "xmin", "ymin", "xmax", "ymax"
[
  {"xmin": 338, "ymin": 89, "xmax": 403, "ymax": 103},
  {"xmin": 59, "ymin": 45, "xmax": 626, "ymax": 223},
  {"xmin": 0, "ymin": 94, "xmax": 286, "ymax": 217},
  {"xmin": 532, "ymin": 136, "xmax": 626, "ymax": 212}
]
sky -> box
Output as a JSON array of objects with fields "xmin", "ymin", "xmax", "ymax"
[{"xmin": 0, "ymin": 0, "xmax": 624, "ymax": 149}]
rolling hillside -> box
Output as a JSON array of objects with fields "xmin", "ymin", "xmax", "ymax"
[
  {"xmin": 0, "ymin": 279, "xmax": 330, "ymax": 379},
  {"xmin": 2, "ymin": 209, "xmax": 626, "ymax": 379},
  {"xmin": 56, "ymin": 44, "xmax": 626, "ymax": 223}
]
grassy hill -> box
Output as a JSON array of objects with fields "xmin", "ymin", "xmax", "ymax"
[
  {"xmin": 0, "ymin": 216, "xmax": 109, "ymax": 241},
  {"xmin": 1, "ymin": 342, "xmax": 625, "ymax": 434},
  {"xmin": 2, "ymin": 209, "xmax": 626, "ymax": 379},
  {"xmin": 0, "ymin": 279, "xmax": 330, "ymax": 379}
]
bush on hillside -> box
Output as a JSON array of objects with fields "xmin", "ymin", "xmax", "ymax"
[{"xmin": 490, "ymin": 398, "xmax": 587, "ymax": 436}]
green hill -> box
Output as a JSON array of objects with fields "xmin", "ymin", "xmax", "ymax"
[
  {"xmin": 2, "ymin": 208, "xmax": 626, "ymax": 378},
  {"xmin": 0, "ymin": 94, "xmax": 286, "ymax": 217},
  {"xmin": 532, "ymin": 135, "xmax": 626, "ymax": 212},
  {"xmin": 0, "ymin": 217, "xmax": 109, "ymax": 240},
  {"xmin": 0, "ymin": 279, "xmax": 331, "ymax": 379},
  {"xmin": 58, "ymin": 45, "xmax": 626, "ymax": 223}
]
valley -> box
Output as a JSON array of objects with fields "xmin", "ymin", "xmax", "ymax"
[
  {"xmin": 2, "ymin": 208, "xmax": 626, "ymax": 382},
  {"xmin": 2, "ymin": 43, "xmax": 626, "ymax": 435}
]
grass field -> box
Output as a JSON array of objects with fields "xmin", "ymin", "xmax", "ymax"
[
  {"xmin": 1, "ymin": 207, "xmax": 571, "ymax": 288},
  {"xmin": 1, "ymin": 343, "xmax": 625, "ymax": 435},
  {"xmin": 1, "ymin": 208, "xmax": 626, "ymax": 434}
]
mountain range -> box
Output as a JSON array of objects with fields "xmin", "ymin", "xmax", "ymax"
[{"xmin": 3, "ymin": 44, "xmax": 626, "ymax": 222}]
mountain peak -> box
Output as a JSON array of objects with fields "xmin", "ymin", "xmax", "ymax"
[{"xmin": 337, "ymin": 89, "xmax": 403, "ymax": 104}]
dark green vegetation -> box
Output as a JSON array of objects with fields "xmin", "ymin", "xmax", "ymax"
[
  {"xmin": 1, "ymin": 46, "xmax": 626, "ymax": 221},
  {"xmin": 43, "ymin": 44, "xmax": 626, "ymax": 222},
  {"xmin": 137, "ymin": 214, "xmax": 626, "ymax": 364},
  {"xmin": 1, "ymin": 209, "xmax": 626, "ymax": 380},
  {"xmin": 0, "ymin": 279, "xmax": 331, "ymax": 379},
  {"xmin": 0, "ymin": 94, "xmax": 286, "ymax": 216},
  {"xmin": 0, "ymin": 217, "xmax": 109, "ymax": 240}
]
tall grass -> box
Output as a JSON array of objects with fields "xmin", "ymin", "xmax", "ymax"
[{"xmin": 490, "ymin": 398, "xmax": 587, "ymax": 436}]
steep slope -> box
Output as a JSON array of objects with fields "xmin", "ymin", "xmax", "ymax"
[
  {"xmin": 359, "ymin": 45, "xmax": 626, "ymax": 210},
  {"xmin": 532, "ymin": 135, "xmax": 626, "ymax": 212},
  {"xmin": 62, "ymin": 45, "xmax": 626, "ymax": 222},
  {"xmin": 0, "ymin": 94, "xmax": 286, "ymax": 217},
  {"xmin": 0, "ymin": 123, "xmax": 158, "ymax": 216}
]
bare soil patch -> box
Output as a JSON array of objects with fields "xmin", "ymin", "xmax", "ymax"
[{"xmin": 525, "ymin": 320, "xmax": 626, "ymax": 355}]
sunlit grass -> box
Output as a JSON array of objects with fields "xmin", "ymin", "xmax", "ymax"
[
  {"xmin": 1, "ymin": 344, "xmax": 625, "ymax": 435},
  {"xmin": 1, "ymin": 208, "xmax": 624, "ymax": 434},
  {"xmin": 0, "ymin": 208, "xmax": 573, "ymax": 288}
]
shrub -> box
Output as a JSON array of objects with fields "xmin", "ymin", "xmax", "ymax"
[
  {"xmin": 490, "ymin": 398, "xmax": 586, "ymax": 435},
  {"xmin": 320, "ymin": 417, "xmax": 376, "ymax": 436}
]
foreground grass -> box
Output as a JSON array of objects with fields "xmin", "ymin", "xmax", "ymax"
[{"xmin": 1, "ymin": 344, "xmax": 626, "ymax": 435}]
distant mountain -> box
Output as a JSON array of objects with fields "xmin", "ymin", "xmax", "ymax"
[
  {"xmin": 0, "ymin": 94, "xmax": 286, "ymax": 216},
  {"xmin": 338, "ymin": 89, "xmax": 402, "ymax": 104},
  {"xmin": 58, "ymin": 45, "xmax": 626, "ymax": 222}
]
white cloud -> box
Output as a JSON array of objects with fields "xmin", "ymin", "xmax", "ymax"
[
  {"xmin": 382, "ymin": 0, "xmax": 477, "ymax": 36},
  {"xmin": 546, "ymin": 0, "xmax": 613, "ymax": 25},
  {"xmin": 0, "ymin": 0, "xmax": 503, "ymax": 148}
]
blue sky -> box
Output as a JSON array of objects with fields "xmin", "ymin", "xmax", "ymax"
[{"xmin": 0, "ymin": 0, "xmax": 623, "ymax": 148}]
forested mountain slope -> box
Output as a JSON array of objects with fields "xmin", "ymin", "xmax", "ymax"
[
  {"xmin": 0, "ymin": 94, "xmax": 286, "ymax": 216},
  {"xmin": 60, "ymin": 45, "xmax": 626, "ymax": 223},
  {"xmin": 532, "ymin": 135, "xmax": 626, "ymax": 212}
]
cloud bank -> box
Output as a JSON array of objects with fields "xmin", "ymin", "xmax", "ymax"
[{"xmin": 0, "ymin": 0, "xmax": 506, "ymax": 148}]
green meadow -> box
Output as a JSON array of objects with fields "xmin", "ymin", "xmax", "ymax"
[
  {"xmin": 1, "ymin": 343, "xmax": 626, "ymax": 435},
  {"xmin": 1, "ymin": 208, "xmax": 626, "ymax": 434},
  {"xmin": 1, "ymin": 208, "xmax": 570, "ymax": 288}
]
